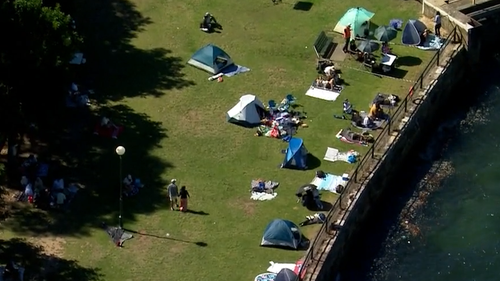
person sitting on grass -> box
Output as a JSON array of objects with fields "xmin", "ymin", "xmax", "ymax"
[
  {"xmin": 369, "ymin": 102, "xmax": 390, "ymax": 121},
  {"xmin": 94, "ymin": 116, "xmax": 120, "ymax": 139},
  {"xmin": 123, "ymin": 175, "xmax": 143, "ymax": 197},
  {"xmin": 382, "ymin": 42, "xmax": 392, "ymax": 54},
  {"xmin": 200, "ymin": 12, "xmax": 221, "ymax": 32},
  {"xmin": 56, "ymin": 191, "xmax": 66, "ymax": 208},
  {"xmin": 315, "ymin": 76, "xmax": 342, "ymax": 92}
]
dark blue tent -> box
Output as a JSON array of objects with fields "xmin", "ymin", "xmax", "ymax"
[
  {"xmin": 275, "ymin": 268, "xmax": 298, "ymax": 281},
  {"xmin": 402, "ymin": 19, "xmax": 427, "ymax": 46},
  {"xmin": 281, "ymin": 138, "xmax": 308, "ymax": 169},
  {"xmin": 260, "ymin": 219, "xmax": 302, "ymax": 249}
]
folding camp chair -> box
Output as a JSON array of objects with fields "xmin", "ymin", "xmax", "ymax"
[
  {"xmin": 285, "ymin": 94, "xmax": 296, "ymax": 104},
  {"xmin": 268, "ymin": 100, "xmax": 277, "ymax": 110}
]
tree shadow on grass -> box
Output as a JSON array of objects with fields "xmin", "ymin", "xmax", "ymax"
[
  {"xmin": 3, "ymin": 104, "xmax": 173, "ymax": 236},
  {"xmin": 71, "ymin": 0, "xmax": 195, "ymax": 100},
  {"xmin": 0, "ymin": 238, "xmax": 103, "ymax": 280},
  {"xmin": 1, "ymin": 0, "xmax": 194, "ymax": 237}
]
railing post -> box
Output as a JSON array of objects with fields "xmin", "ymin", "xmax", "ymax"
[
  {"xmin": 387, "ymin": 119, "xmax": 391, "ymax": 135},
  {"xmin": 437, "ymin": 49, "xmax": 440, "ymax": 66},
  {"xmin": 404, "ymin": 97, "xmax": 408, "ymax": 112},
  {"xmin": 420, "ymin": 73, "xmax": 423, "ymax": 89},
  {"xmin": 370, "ymin": 146, "xmax": 375, "ymax": 158}
]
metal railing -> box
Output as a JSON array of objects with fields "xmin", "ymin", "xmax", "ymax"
[{"xmin": 297, "ymin": 26, "xmax": 463, "ymax": 281}]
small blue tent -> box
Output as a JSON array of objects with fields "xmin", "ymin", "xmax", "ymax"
[
  {"xmin": 261, "ymin": 219, "xmax": 302, "ymax": 249},
  {"xmin": 281, "ymin": 138, "xmax": 308, "ymax": 169}
]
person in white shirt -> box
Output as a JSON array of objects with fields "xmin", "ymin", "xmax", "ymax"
[
  {"xmin": 362, "ymin": 115, "xmax": 375, "ymax": 128},
  {"xmin": 324, "ymin": 65, "xmax": 335, "ymax": 77}
]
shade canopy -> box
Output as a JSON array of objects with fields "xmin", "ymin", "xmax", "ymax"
[
  {"xmin": 334, "ymin": 7, "xmax": 375, "ymax": 39},
  {"xmin": 374, "ymin": 25, "xmax": 398, "ymax": 42},
  {"xmin": 357, "ymin": 40, "xmax": 380, "ymax": 53}
]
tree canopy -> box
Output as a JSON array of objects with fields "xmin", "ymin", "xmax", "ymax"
[
  {"xmin": 0, "ymin": 0, "xmax": 81, "ymax": 99},
  {"xmin": 0, "ymin": 0, "xmax": 81, "ymax": 130}
]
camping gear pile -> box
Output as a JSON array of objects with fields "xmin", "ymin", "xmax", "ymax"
[
  {"xmin": 299, "ymin": 213, "xmax": 326, "ymax": 226},
  {"xmin": 250, "ymin": 179, "xmax": 279, "ymax": 201},
  {"xmin": 257, "ymin": 95, "xmax": 306, "ymax": 140},
  {"xmin": 295, "ymin": 183, "xmax": 322, "ymax": 210},
  {"xmin": 226, "ymin": 94, "xmax": 307, "ymax": 141}
]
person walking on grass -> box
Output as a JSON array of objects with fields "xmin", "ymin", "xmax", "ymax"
[
  {"xmin": 179, "ymin": 186, "xmax": 191, "ymax": 212},
  {"xmin": 167, "ymin": 179, "xmax": 179, "ymax": 210}
]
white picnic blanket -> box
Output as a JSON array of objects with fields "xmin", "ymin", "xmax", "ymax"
[
  {"xmin": 324, "ymin": 147, "xmax": 359, "ymax": 163},
  {"xmin": 267, "ymin": 261, "xmax": 296, "ymax": 273},
  {"xmin": 305, "ymin": 87, "xmax": 340, "ymax": 101},
  {"xmin": 251, "ymin": 192, "xmax": 277, "ymax": 201}
]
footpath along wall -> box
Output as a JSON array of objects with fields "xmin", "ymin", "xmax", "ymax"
[{"xmin": 300, "ymin": 28, "xmax": 469, "ymax": 281}]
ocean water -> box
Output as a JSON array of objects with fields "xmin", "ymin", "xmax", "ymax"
[{"xmin": 340, "ymin": 62, "xmax": 500, "ymax": 281}]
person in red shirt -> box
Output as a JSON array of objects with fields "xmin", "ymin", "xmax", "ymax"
[{"xmin": 343, "ymin": 24, "xmax": 352, "ymax": 53}]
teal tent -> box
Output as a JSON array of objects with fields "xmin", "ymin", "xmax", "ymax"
[
  {"xmin": 260, "ymin": 219, "xmax": 302, "ymax": 249},
  {"xmin": 334, "ymin": 7, "xmax": 375, "ymax": 40},
  {"xmin": 187, "ymin": 44, "xmax": 234, "ymax": 74}
]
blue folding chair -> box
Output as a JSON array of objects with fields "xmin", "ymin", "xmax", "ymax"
[
  {"xmin": 285, "ymin": 94, "xmax": 296, "ymax": 104},
  {"xmin": 268, "ymin": 100, "xmax": 277, "ymax": 110}
]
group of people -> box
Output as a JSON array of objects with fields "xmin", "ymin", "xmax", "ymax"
[
  {"xmin": 167, "ymin": 179, "xmax": 191, "ymax": 212},
  {"xmin": 314, "ymin": 63, "xmax": 343, "ymax": 91},
  {"xmin": 21, "ymin": 174, "xmax": 69, "ymax": 209}
]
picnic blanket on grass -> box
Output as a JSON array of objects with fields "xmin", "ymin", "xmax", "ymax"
[
  {"xmin": 310, "ymin": 173, "xmax": 347, "ymax": 194},
  {"xmin": 418, "ymin": 34, "xmax": 444, "ymax": 50},
  {"xmin": 255, "ymin": 273, "xmax": 277, "ymax": 281},
  {"xmin": 324, "ymin": 147, "xmax": 359, "ymax": 163},
  {"xmin": 251, "ymin": 192, "xmax": 277, "ymax": 201},
  {"xmin": 221, "ymin": 64, "xmax": 250, "ymax": 77},
  {"xmin": 305, "ymin": 86, "xmax": 342, "ymax": 101},
  {"xmin": 267, "ymin": 262, "xmax": 296, "ymax": 273}
]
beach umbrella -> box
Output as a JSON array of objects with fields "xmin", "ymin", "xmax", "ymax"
[
  {"xmin": 374, "ymin": 26, "xmax": 398, "ymax": 42},
  {"xmin": 357, "ymin": 40, "xmax": 380, "ymax": 53},
  {"xmin": 334, "ymin": 7, "xmax": 375, "ymax": 39}
]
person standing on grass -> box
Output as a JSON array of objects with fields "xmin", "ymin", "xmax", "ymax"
[
  {"xmin": 434, "ymin": 11, "xmax": 442, "ymax": 37},
  {"xmin": 343, "ymin": 24, "xmax": 352, "ymax": 53},
  {"xmin": 167, "ymin": 179, "xmax": 179, "ymax": 211},
  {"xmin": 179, "ymin": 186, "xmax": 190, "ymax": 212}
]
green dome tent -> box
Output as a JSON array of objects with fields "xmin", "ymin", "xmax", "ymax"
[{"xmin": 188, "ymin": 44, "xmax": 234, "ymax": 74}]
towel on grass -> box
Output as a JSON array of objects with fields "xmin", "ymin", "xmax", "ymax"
[
  {"xmin": 311, "ymin": 174, "xmax": 347, "ymax": 194},
  {"xmin": 418, "ymin": 34, "xmax": 444, "ymax": 50},
  {"xmin": 305, "ymin": 86, "xmax": 341, "ymax": 101},
  {"xmin": 255, "ymin": 273, "xmax": 277, "ymax": 281},
  {"xmin": 251, "ymin": 192, "xmax": 277, "ymax": 201}
]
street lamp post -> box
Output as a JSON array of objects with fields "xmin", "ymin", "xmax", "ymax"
[{"xmin": 115, "ymin": 146, "xmax": 126, "ymax": 229}]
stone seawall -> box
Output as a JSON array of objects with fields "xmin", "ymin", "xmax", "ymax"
[{"xmin": 311, "ymin": 45, "xmax": 468, "ymax": 281}]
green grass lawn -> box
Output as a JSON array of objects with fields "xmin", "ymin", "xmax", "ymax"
[{"xmin": 1, "ymin": 0, "xmax": 435, "ymax": 280}]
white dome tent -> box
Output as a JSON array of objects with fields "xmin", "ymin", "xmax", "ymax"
[{"xmin": 226, "ymin": 94, "xmax": 266, "ymax": 127}]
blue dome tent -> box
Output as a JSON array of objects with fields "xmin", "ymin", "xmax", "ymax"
[
  {"xmin": 260, "ymin": 219, "xmax": 302, "ymax": 250},
  {"xmin": 401, "ymin": 19, "xmax": 427, "ymax": 46},
  {"xmin": 188, "ymin": 44, "xmax": 234, "ymax": 74},
  {"xmin": 281, "ymin": 138, "xmax": 308, "ymax": 169}
]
